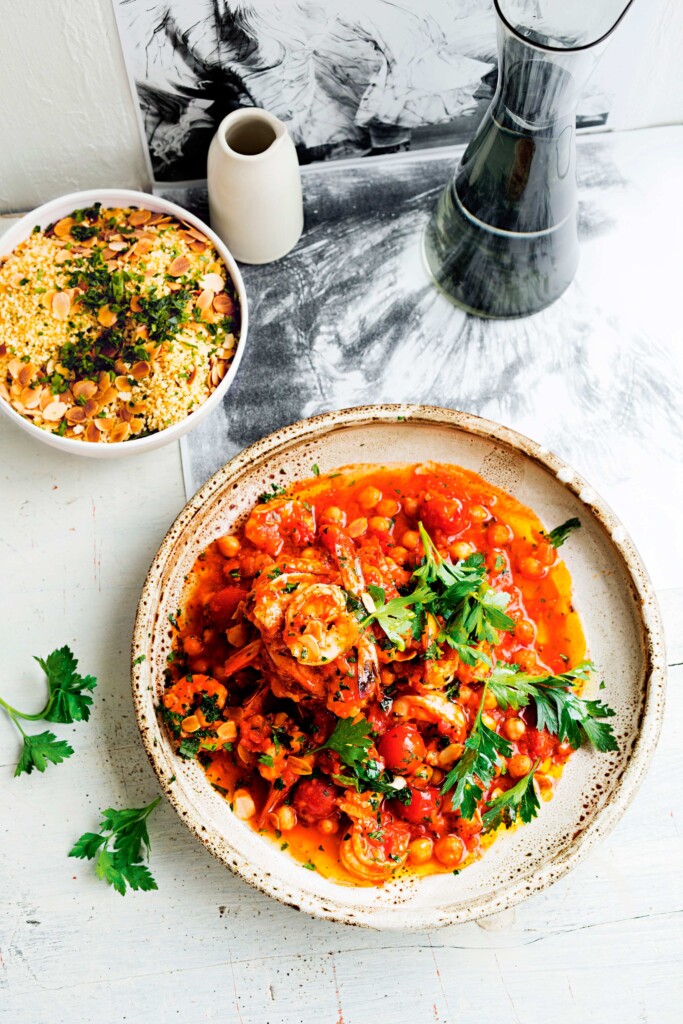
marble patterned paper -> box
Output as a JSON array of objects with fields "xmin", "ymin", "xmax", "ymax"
[{"xmin": 170, "ymin": 126, "xmax": 683, "ymax": 591}]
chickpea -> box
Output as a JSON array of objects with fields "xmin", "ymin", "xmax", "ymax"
[
  {"xmin": 380, "ymin": 666, "xmax": 395, "ymax": 687},
  {"xmin": 233, "ymin": 788, "xmax": 256, "ymax": 819},
  {"xmin": 516, "ymin": 649, "xmax": 536, "ymax": 672},
  {"xmin": 508, "ymin": 754, "xmax": 533, "ymax": 778},
  {"xmin": 488, "ymin": 523, "xmax": 512, "ymax": 546},
  {"xmin": 469, "ymin": 504, "xmax": 489, "ymax": 522},
  {"xmin": 347, "ymin": 517, "xmax": 368, "ymax": 538},
  {"xmin": 403, "ymin": 496, "xmax": 419, "ymax": 517},
  {"xmin": 369, "ymin": 516, "xmax": 392, "ymax": 533},
  {"xmin": 358, "ymin": 485, "xmax": 382, "ymax": 510},
  {"xmin": 240, "ymin": 554, "xmax": 257, "ymax": 577},
  {"xmin": 402, "ymin": 530, "xmax": 420, "ymax": 550},
  {"xmin": 318, "ymin": 816, "xmax": 339, "ymax": 835},
  {"xmin": 392, "ymin": 698, "xmax": 409, "ymax": 717},
  {"xmin": 450, "ymin": 541, "xmax": 473, "ymax": 560},
  {"xmin": 181, "ymin": 714, "xmax": 200, "ymax": 733},
  {"xmin": 515, "ymin": 619, "xmax": 535, "ymax": 644},
  {"xmin": 430, "ymin": 767, "xmax": 444, "ymax": 785},
  {"xmin": 189, "ymin": 658, "xmax": 209, "ymax": 675},
  {"xmin": 408, "ymin": 837, "xmax": 434, "ymax": 866},
  {"xmin": 253, "ymin": 553, "xmax": 272, "ymax": 573},
  {"xmin": 437, "ymin": 743, "xmax": 464, "ymax": 768},
  {"xmin": 411, "ymin": 764, "xmax": 433, "ymax": 790},
  {"xmin": 483, "ymin": 690, "xmax": 498, "ymax": 711},
  {"xmin": 481, "ymin": 713, "xmax": 497, "ymax": 730},
  {"xmin": 434, "ymin": 835, "xmax": 465, "ymax": 869},
  {"xmin": 322, "ymin": 505, "xmax": 344, "ymax": 524},
  {"xmin": 300, "ymin": 546, "xmax": 318, "ymax": 559},
  {"xmin": 377, "ymin": 498, "xmax": 400, "ymax": 517},
  {"xmin": 458, "ymin": 684, "xmax": 473, "ymax": 704},
  {"xmin": 268, "ymin": 805, "xmax": 297, "ymax": 831},
  {"xmin": 503, "ymin": 717, "xmax": 526, "ymax": 742},
  {"xmin": 183, "ymin": 635, "xmax": 203, "ymax": 658},
  {"xmin": 519, "ymin": 556, "xmax": 545, "ymax": 580},
  {"xmin": 454, "ymin": 810, "xmax": 483, "ymax": 840},
  {"xmin": 217, "ymin": 534, "xmax": 240, "ymax": 558},
  {"xmin": 536, "ymin": 541, "xmax": 556, "ymax": 566},
  {"xmin": 391, "ymin": 545, "xmax": 408, "ymax": 565},
  {"xmin": 557, "ymin": 741, "xmax": 574, "ymax": 758}
]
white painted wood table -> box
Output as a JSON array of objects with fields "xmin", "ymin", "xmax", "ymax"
[{"xmin": 1, "ymin": 130, "xmax": 682, "ymax": 1024}]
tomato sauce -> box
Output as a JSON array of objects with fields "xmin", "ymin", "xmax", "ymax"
[{"xmin": 160, "ymin": 463, "xmax": 586, "ymax": 885}]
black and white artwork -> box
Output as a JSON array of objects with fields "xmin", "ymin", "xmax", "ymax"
[{"xmin": 115, "ymin": 0, "xmax": 613, "ymax": 181}]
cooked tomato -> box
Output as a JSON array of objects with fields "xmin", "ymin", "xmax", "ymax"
[
  {"xmin": 205, "ymin": 586, "xmax": 247, "ymax": 626},
  {"xmin": 391, "ymin": 786, "xmax": 442, "ymax": 826},
  {"xmin": 378, "ymin": 725, "xmax": 426, "ymax": 774},
  {"xmin": 293, "ymin": 778, "xmax": 339, "ymax": 822},
  {"xmin": 526, "ymin": 728, "xmax": 556, "ymax": 761}
]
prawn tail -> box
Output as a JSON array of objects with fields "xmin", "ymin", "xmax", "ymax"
[{"xmin": 223, "ymin": 639, "xmax": 262, "ymax": 677}]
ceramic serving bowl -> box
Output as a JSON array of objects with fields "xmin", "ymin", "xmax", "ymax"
[
  {"xmin": 132, "ymin": 405, "xmax": 665, "ymax": 929},
  {"xmin": 0, "ymin": 188, "xmax": 248, "ymax": 458}
]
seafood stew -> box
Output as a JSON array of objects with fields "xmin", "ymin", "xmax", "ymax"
[{"xmin": 159, "ymin": 463, "xmax": 617, "ymax": 886}]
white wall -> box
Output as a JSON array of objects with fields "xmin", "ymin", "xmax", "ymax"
[{"xmin": 0, "ymin": 0, "xmax": 150, "ymax": 214}]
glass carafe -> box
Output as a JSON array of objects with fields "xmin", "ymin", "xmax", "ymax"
[{"xmin": 424, "ymin": 0, "xmax": 635, "ymax": 318}]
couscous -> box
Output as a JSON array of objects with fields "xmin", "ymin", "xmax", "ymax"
[{"xmin": 0, "ymin": 203, "xmax": 240, "ymax": 443}]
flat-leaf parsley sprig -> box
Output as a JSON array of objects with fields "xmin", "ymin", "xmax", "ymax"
[
  {"xmin": 487, "ymin": 661, "xmax": 618, "ymax": 752},
  {"xmin": 317, "ymin": 716, "xmax": 411, "ymax": 802},
  {"xmin": 70, "ymin": 796, "xmax": 161, "ymax": 895},
  {"xmin": 482, "ymin": 761, "xmax": 541, "ymax": 831},
  {"xmin": 0, "ymin": 646, "xmax": 97, "ymax": 776}
]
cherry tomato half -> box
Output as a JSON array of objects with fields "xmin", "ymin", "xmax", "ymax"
[
  {"xmin": 378, "ymin": 725, "xmax": 426, "ymax": 774},
  {"xmin": 391, "ymin": 785, "xmax": 441, "ymax": 826},
  {"xmin": 205, "ymin": 586, "xmax": 248, "ymax": 627}
]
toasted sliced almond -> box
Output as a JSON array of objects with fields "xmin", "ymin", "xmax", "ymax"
[
  {"xmin": 288, "ymin": 756, "xmax": 314, "ymax": 776},
  {"xmin": 129, "ymin": 209, "xmax": 152, "ymax": 226},
  {"xmin": 196, "ymin": 288, "xmax": 214, "ymax": 311},
  {"xmin": 83, "ymin": 420, "xmax": 100, "ymax": 443},
  {"xmin": 134, "ymin": 325, "xmax": 149, "ymax": 340},
  {"xmin": 8, "ymin": 358, "xmax": 23, "ymax": 379},
  {"xmin": 55, "ymin": 248, "xmax": 73, "ymax": 264},
  {"xmin": 18, "ymin": 363, "xmax": 35, "ymax": 388},
  {"xmin": 66, "ymin": 406, "xmax": 87, "ymax": 425},
  {"xmin": 128, "ymin": 417, "xmax": 144, "ymax": 435},
  {"xmin": 94, "ymin": 417, "xmax": 114, "ymax": 433},
  {"xmin": 115, "ymin": 374, "xmax": 132, "ymax": 392},
  {"xmin": 108, "ymin": 240, "xmax": 128, "ymax": 252},
  {"xmin": 52, "ymin": 292, "xmax": 71, "ymax": 320},
  {"xmin": 0, "ymin": 382, "xmax": 10, "ymax": 401},
  {"xmin": 130, "ymin": 361, "xmax": 150, "ymax": 380},
  {"xmin": 213, "ymin": 292, "xmax": 234, "ymax": 316},
  {"xmin": 54, "ymin": 217, "xmax": 74, "ymax": 238},
  {"xmin": 110, "ymin": 421, "xmax": 131, "ymax": 443},
  {"xmin": 119, "ymin": 405, "xmax": 133, "ymax": 423},
  {"xmin": 99, "ymin": 386, "xmax": 118, "ymax": 405},
  {"xmin": 130, "ymin": 293, "xmax": 142, "ymax": 312},
  {"xmin": 20, "ymin": 385, "xmax": 41, "ymax": 409},
  {"xmin": 200, "ymin": 272, "xmax": 224, "ymax": 292},
  {"xmin": 133, "ymin": 238, "xmax": 154, "ymax": 257},
  {"xmin": 83, "ymin": 398, "xmax": 98, "ymax": 418},
  {"xmin": 190, "ymin": 240, "xmax": 207, "ymax": 254},
  {"xmin": 40, "ymin": 389, "xmax": 53, "ymax": 410},
  {"xmin": 43, "ymin": 401, "xmax": 68, "ymax": 422},
  {"xmin": 97, "ymin": 305, "xmax": 117, "ymax": 328},
  {"xmin": 168, "ymin": 255, "xmax": 191, "ymax": 277},
  {"xmin": 72, "ymin": 379, "xmax": 97, "ymax": 401}
]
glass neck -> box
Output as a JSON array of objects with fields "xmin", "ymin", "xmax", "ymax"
[{"xmin": 494, "ymin": 20, "xmax": 601, "ymax": 131}]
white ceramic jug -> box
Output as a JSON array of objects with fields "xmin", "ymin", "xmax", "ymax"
[{"xmin": 207, "ymin": 108, "xmax": 303, "ymax": 265}]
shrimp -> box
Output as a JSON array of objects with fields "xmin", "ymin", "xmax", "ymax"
[
  {"xmin": 283, "ymin": 583, "xmax": 360, "ymax": 665},
  {"xmin": 392, "ymin": 692, "xmax": 467, "ymax": 741},
  {"xmin": 223, "ymin": 639, "xmax": 262, "ymax": 677},
  {"xmin": 338, "ymin": 792, "xmax": 410, "ymax": 882},
  {"xmin": 248, "ymin": 560, "xmax": 331, "ymax": 640},
  {"xmin": 244, "ymin": 498, "xmax": 316, "ymax": 556},
  {"xmin": 162, "ymin": 674, "xmax": 227, "ymax": 716},
  {"xmin": 319, "ymin": 524, "xmax": 365, "ymax": 595}
]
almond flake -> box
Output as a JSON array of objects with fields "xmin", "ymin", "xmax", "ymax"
[
  {"xmin": 199, "ymin": 272, "xmax": 224, "ymax": 292},
  {"xmin": 52, "ymin": 292, "xmax": 71, "ymax": 320},
  {"xmin": 168, "ymin": 255, "xmax": 191, "ymax": 277},
  {"xmin": 97, "ymin": 305, "xmax": 117, "ymax": 328},
  {"xmin": 128, "ymin": 209, "xmax": 152, "ymax": 226},
  {"xmin": 42, "ymin": 401, "xmax": 68, "ymax": 422}
]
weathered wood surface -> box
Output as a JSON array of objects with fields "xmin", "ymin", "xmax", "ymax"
[{"xmin": 1, "ymin": 128, "xmax": 681, "ymax": 1023}]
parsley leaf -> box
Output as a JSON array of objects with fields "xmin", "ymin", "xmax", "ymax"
[
  {"xmin": 34, "ymin": 646, "xmax": 97, "ymax": 723},
  {"xmin": 361, "ymin": 582, "xmax": 433, "ymax": 650},
  {"xmin": 319, "ymin": 716, "xmax": 373, "ymax": 769},
  {"xmin": 320, "ymin": 717, "xmax": 411, "ymax": 801},
  {"xmin": 69, "ymin": 796, "xmax": 161, "ymax": 895},
  {"xmin": 441, "ymin": 684, "xmax": 513, "ymax": 819},
  {"xmin": 544, "ymin": 517, "xmax": 581, "ymax": 548},
  {"xmin": 257, "ymin": 483, "xmax": 287, "ymax": 503},
  {"xmin": 487, "ymin": 661, "xmax": 618, "ymax": 752},
  {"xmin": 482, "ymin": 762, "xmax": 541, "ymax": 831},
  {"xmin": 14, "ymin": 730, "xmax": 74, "ymax": 777}
]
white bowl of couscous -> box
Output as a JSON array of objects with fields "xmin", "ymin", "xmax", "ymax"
[{"xmin": 0, "ymin": 189, "xmax": 248, "ymax": 457}]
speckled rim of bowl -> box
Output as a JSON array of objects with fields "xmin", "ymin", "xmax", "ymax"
[
  {"xmin": 132, "ymin": 404, "xmax": 666, "ymax": 929},
  {"xmin": 0, "ymin": 188, "xmax": 248, "ymax": 458}
]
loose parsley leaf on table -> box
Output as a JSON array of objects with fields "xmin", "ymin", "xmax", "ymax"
[
  {"xmin": 544, "ymin": 517, "xmax": 581, "ymax": 548},
  {"xmin": 69, "ymin": 796, "xmax": 161, "ymax": 895},
  {"xmin": 0, "ymin": 646, "xmax": 97, "ymax": 777},
  {"xmin": 487, "ymin": 661, "xmax": 618, "ymax": 752},
  {"xmin": 482, "ymin": 762, "xmax": 541, "ymax": 831}
]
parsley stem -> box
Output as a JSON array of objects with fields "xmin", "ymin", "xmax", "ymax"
[{"xmin": 0, "ymin": 692, "xmax": 49, "ymax": 722}]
